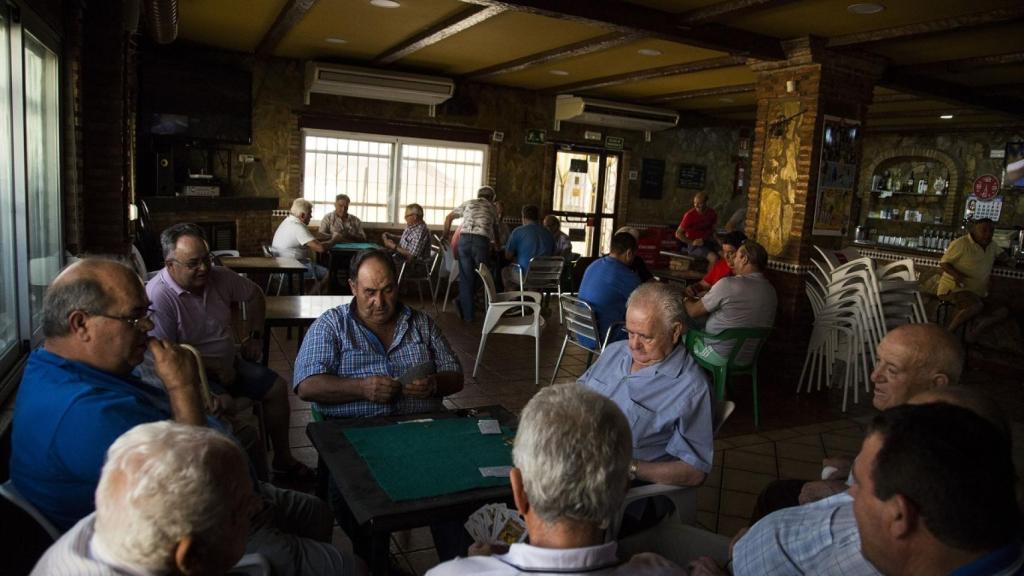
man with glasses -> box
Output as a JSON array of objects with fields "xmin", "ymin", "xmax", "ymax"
[
  {"xmin": 147, "ymin": 223, "xmax": 309, "ymax": 481},
  {"xmin": 9, "ymin": 258, "xmax": 357, "ymax": 576},
  {"xmin": 382, "ymin": 203, "xmax": 431, "ymax": 262}
]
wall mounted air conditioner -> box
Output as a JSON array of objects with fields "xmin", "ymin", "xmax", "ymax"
[
  {"xmin": 305, "ymin": 62, "xmax": 455, "ymax": 106},
  {"xmin": 554, "ymin": 94, "xmax": 679, "ymax": 132}
]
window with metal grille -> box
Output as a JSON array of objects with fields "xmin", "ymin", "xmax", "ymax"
[{"xmin": 301, "ymin": 130, "xmax": 487, "ymax": 225}]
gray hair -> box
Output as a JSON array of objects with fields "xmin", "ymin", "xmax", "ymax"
[
  {"xmin": 406, "ymin": 203, "xmax": 424, "ymax": 217},
  {"xmin": 159, "ymin": 223, "xmax": 206, "ymax": 259},
  {"xmin": 477, "ymin": 185, "xmax": 495, "ymax": 200},
  {"xmin": 41, "ymin": 259, "xmax": 138, "ymax": 338},
  {"xmin": 290, "ymin": 198, "xmax": 313, "ymax": 217},
  {"xmin": 513, "ymin": 384, "xmax": 632, "ymax": 528},
  {"xmin": 335, "ymin": 193, "xmax": 350, "ymax": 204},
  {"xmin": 94, "ymin": 421, "xmax": 246, "ymax": 572},
  {"xmin": 627, "ymin": 282, "xmax": 684, "ymax": 333}
]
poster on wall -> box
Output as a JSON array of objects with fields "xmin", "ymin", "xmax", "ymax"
[{"xmin": 812, "ymin": 116, "xmax": 861, "ymax": 237}]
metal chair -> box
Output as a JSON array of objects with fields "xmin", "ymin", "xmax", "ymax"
[
  {"xmin": 397, "ymin": 245, "xmax": 441, "ymax": 312},
  {"xmin": 515, "ymin": 256, "xmax": 566, "ymax": 322},
  {"xmin": 686, "ymin": 327, "xmax": 772, "ymax": 428},
  {"xmin": 549, "ymin": 295, "xmax": 619, "ymax": 386},
  {"xmin": 474, "ymin": 263, "xmax": 546, "ymax": 385},
  {"xmin": 261, "ymin": 243, "xmax": 286, "ymax": 295}
]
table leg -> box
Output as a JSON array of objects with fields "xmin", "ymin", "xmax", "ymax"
[{"xmin": 368, "ymin": 527, "xmax": 391, "ymax": 576}]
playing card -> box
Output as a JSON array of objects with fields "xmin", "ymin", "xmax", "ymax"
[
  {"xmin": 477, "ymin": 419, "xmax": 501, "ymax": 435},
  {"xmin": 398, "ymin": 361, "xmax": 434, "ymax": 387},
  {"xmin": 465, "ymin": 503, "xmax": 527, "ymax": 546},
  {"xmin": 478, "ymin": 466, "xmax": 512, "ymax": 477}
]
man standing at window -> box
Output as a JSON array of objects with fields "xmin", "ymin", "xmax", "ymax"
[
  {"xmin": 318, "ymin": 193, "xmax": 366, "ymax": 243},
  {"xmin": 443, "ymin": 186, "xmax": 499, "ymax": 322}
]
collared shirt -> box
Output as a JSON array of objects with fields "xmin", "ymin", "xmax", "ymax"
[
  {"xmin": 293, "ymin": 303, "xmax": 461, "ymax": 418},
  {"xmin": 147, "ymin": 266, "xmax": 258, "ymax": 368},
  {"xmin": 319, "ymin": 211, "xmax": 366, "ymax": 241},
  {"xmin": 272, "ymin": 214, "xmax": 316, "ymax": 262},
  {"xmin": 578, "ymin": 342, "xmax": 713, "ymax": 471},
  {"xmin": 578, "ymin": 256, "xmax": 641, "ymax": 347},
  {"xmin": 400, "ymin": 220, "xmax": 431, "ymax": 261},
  {"xmin": 731, "ymin": 492, "xmax": 879, "ymax": 576},
  {"xmin": 427, "ymin": 541, "xmax": 683, "ymax": 575},
  {"xmin": 679, "ymin": 208, "xmax": 718, "ymax": 241},
  {"xmin": 938, "ymin": 233, "xmax": 998, "ymax": 298},
  {"xmin": 506, "ymin": 222, "xmax": 555, "ymax": 272},
  {"xmin": 31, "ymin": 513, "xmax": 154, "ymax": 576},
  {"xmin": 452, "ymin": 198, "xmax": 498, "ymax": 241},
  {"xmin": 951, "ymin": 542, "xmax": 1024, "ymax": 576}
]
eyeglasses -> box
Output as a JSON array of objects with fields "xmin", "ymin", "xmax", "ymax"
[
  {"xmin": 169, "ymin": 254, "xmax": 214, "ymax": 270},
  {"xmin": 89, "ymin": 308, "xmax": 155, "ymax": 330}
]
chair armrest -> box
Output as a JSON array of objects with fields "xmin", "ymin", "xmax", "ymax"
[{"xmin": 488, "ymin": 301, "xmax": 541, "ymax": 314}]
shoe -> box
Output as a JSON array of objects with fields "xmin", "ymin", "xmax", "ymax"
[{"xmin": 272, "ymin": 461, "xmax": 316, "ymax": 483}]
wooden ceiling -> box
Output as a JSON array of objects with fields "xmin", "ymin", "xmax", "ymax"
[{"xmin": 176, "ymin": 0, "xmax": 1024, "ymax": 129}]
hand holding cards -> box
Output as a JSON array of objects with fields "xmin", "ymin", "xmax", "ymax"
[{"xmin": 465, "ymin": 503, "xmax": 527, "ymax": 546}]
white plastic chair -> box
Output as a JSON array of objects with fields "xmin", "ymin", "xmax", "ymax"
[
  {"xmin": 439, "ymin": 242, "xmax": 460, "ymax": 313},
  {"xmin": 474, "ymin": 263, "xmax": 546, "ymax": 385}
]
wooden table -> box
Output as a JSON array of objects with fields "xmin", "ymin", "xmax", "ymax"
[
  {"xmin": 328, "ymin": 243, "xmax": 382, "ymax": 293},
  {"xmin": 307, "ymin": 406, "xmax": 516, "ymax": 575},
  {"xmin": 650, "ymin": 267, "xmax": 704, "ymax": 286},
  {"xmin": 221, "ymin": 256, "xmax": 307, "ymax": 294},
  {"xmin": 261, "ymin": 295, "xmax": 352, "ymax": 365}
]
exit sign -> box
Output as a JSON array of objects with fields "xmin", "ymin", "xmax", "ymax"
[
  {"xmin": 605, "ymin": 136, "xmax": 624, "ymax": 150},
  {"xmin": 526, "ymin": 129, "xmax": 546, "ymax": 145}
]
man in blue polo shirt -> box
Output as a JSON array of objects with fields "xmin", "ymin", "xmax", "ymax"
[
  {"xmin": 9, "ymin": 259, "xmax": 355, "ymax": 576},
  {"xmin": 577, "ymin": 231, "xmax": 642, "ymax": 347},
  {"xmin": 504, "ymin": 204, "xmax": 554, "ymax": 289}
]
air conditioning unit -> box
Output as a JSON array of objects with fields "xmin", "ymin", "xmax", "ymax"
[
  {"xmin": 555, "ymin": 95, "xmax": 679, "ymax": 132},
  {"xmin": 305, "ymin": 62, "xmax": 455, "ymax": 106}
]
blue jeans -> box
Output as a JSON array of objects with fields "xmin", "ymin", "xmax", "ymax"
[{"xmin": 457, "ymin": 233, "xmax": 492, "ymax": 321}]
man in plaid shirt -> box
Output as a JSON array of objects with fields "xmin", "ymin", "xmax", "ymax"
[
  {"xmin": 293, "ymin": 249, "xmax": 462, "ymax": 418},
  {"xmin": 383, "ymin": 203, "xmax": 431, "ymax": 262}
]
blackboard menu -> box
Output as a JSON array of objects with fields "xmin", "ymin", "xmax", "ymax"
[
  {"xmin": 640, "ymin": 158, "xmax": 665, "ymax": 199},
  {"xmin": 677, "ymin": 163, "xmax": 706, "ymax": 190}
]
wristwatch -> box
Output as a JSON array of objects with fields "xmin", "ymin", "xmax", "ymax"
[{"xmin": 628, "ymin": 460, "xmax": 639, "ymax": 481}]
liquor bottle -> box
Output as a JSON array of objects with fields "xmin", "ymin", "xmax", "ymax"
[
  {"xmin": 904, "ymin": 172, "xmax": 914, "ymax": 194},
  {"xmin": 884, "ymin": 170, "xmax": 892, "ymax": 191},
  {"xmin": 918, "ymin": 169, "xmax": 929, "ymax": 194}
]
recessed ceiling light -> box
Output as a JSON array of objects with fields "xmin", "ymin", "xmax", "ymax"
[
  {"xmin": 549, "ymin": 70, "xmax": 570, "ymax": 76},
  {"xmin": 370, "ymin": 0, "xmax": 400, "ymax": 7},
  {"xmin": 325, "ymin": 37, "xmax": 347, "ymax": 44},
  {"xmin": 847, "ymin": 3, "xmax": 885, "ymax": 14},
  {"xmin": 637, "ymin": 48, "xmax": 662, "ymax": 56},
  {"xmin": 940, "ymin": 114, "xmax": 954, "ymax": 119},
  {"xmin": 719, "ymin": 97, "xmax": 734, "ymax": 103}
]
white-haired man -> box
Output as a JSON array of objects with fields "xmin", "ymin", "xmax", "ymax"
[
  {"xmin": 32, "ymin": 421, "xmax": 259, "ymax": 575},
  {"xmin": 428, "ymin": 384, "xmax": 685, "ymax": 575},
  {"xmin": 579, "ymin": 282, "xmax": 714, "ymax": 489},
  {"xmin": 383, "ymin": 203, "xmax": 431, "ymax": 262},
  {"xmin": 318, "ymin": 193, "xmax": 366, "ymax": 243},
  {"xmin": 272, "ymin": 198, "xmax": 329, "ymax": 294}
]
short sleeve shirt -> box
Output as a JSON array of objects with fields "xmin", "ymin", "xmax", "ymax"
[
  {"xmin": 937, "ymin": 233, "xmax": 998, "ymax": 298},
  {"xmin": 506, "ymin": 223, "xmax": 555, "ymax": 272},
  {"xmin": 400, "ymin": 221, "xmax": 431, "ymax": 261},
  {"xmin": 293, "ymin": 303, "xmax": 462, "ymax": 418},
  {"xmin": 578, "ymin": 256, "xmax": 641, "ymax": 346},
  {"xmin": 452, "ymin": 198, "xmax": 498, "ymax": 241},
  {"xmin": 146, "ymin": 266, "xmax": 259, "ymax": 367},
  {"xmin": 679, "ymin": 208, "xmax": 718, "ymax": 241},
  {"xmin": 319, "ymin": 211, "xmax": 366, "ymax": 241},
  {"xmin": 702, "ymin": 258, "xmax": 732, "ymax": 287},
  {"xmin": 702, "ymin": 273, "xmax": 777, "ymax": 361},
  {"xmin": 578, "ymin": 342, "xmax": 714, "ymax": 472},
  {"xmin": 272, "ymin": 215, "xmax": 316, "ymax": 262}
]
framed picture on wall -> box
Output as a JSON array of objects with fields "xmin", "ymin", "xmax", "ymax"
[
  {"xmin": 812, "ymin": 116, "xmax": 861, "ymax": 237},
  {"xmin": 1004, "ymin": 142, "xmax": 1024, "ymax": 188}
]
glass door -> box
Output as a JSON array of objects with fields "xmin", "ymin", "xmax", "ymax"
[{"xmin": 550, "ymin": 146, "xmax": 619, "ymax": 257}]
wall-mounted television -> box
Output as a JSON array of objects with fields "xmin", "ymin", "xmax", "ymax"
[
  {"xmin": 1005, "ymin": 142, "xmax": 1024, "ymax": 188},
  {"xmin": 139, "ymin": 62, "xmax": 252, "ymax": 144}
]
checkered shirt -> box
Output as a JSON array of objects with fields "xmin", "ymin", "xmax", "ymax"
[
  {"xmin": 293, "ymin": 303, "xmax": 461, "ymax": 418},
  {"xmin": 452, "ymin": 198, "xmax": 498, "ymax": 241},
  {"xmin": 400, "ymin": 221, "xmax": 431, "ymax": 261}
]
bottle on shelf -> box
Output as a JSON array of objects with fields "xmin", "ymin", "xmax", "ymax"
[
  {"xmin": 884, "ymin": 170, "xmax": 893, "ymax": 192},
  {"xmin": 917, "ymin": 169, "xmax": 929, "ymax": 194},
  {"xmin": 904, "ymin": 171, "xmax": 914, "ymax": 194}
]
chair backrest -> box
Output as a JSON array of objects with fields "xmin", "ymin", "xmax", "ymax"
[
  {"xmin": 559, "ymin": 295, "xmax": 602, "ymax": 352},
  {"xmin": 0, "ymin": 480, "xmax": 59, "ymax": 573},
  {"xmin": 477, "ymin": 263, "xmax": 499, "ymax": 305},
  {"xmin": 571, "ymin": 256, "xmax": 598, "ymax": 292},
  {"xmin": 524, "ymin": 256, "xmax": 564, "ymax": 290},
  {"xmin": 712, "ymin": 400, "xmax": 736, "ymax": 437},
  {"xmin": 686, "ymin": 327, "xmax": 772, "ymax": 371}
]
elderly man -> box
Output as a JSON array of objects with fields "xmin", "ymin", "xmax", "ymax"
[
  {"xmin": 428, "ymin": 384, "xmax": 685, "ymax": 575},
  {"xmin": 504, "ymin": 204, "xmax": 554, "ymax": 288},
  {"xmin": 851, "ymin": 403, "xmax": 1020, "ymax": 576},
  {"xmin": 32, "ymin": 421, "xmax": 258, "ymax": 575},
  {"xmin": 294, "ymin": 249, "xmax": 463, "ymax": 418},
  {"xmin": 444, "ymin": 186, "xmax": 499, "ymax": 321},
  {"xmin": 9, "ymin": 259, "xmax": 353, "ymax": 576},
  {"xmin": 578, "ymin": 231, "xmax": 641, "ymax": 347},
  {"xmin": 147, "ymin": 223, "xmax": 308, "ymax": 480},
  {"xmin": 683, "ymin": 240, "xmax": 776, "ymax": 353},
  {"xmin": 938, "ymin": 218, "xmax": 1008, "ymax": 339},
  {"xmin": 544, "ymin": 214, "xmax": 573, "ymax": 257},
  {"xmin": 674, "ymin": 192, "xmax": 718, "ymax": 257},
  {"xmin": 318, "ymin": 193, "xmax": 366, "ymax": 243},
  {"xmin": 579, "ymin": 282, "xmax": 713, "ymax": 488},
  {"xmin": 383, "ymin": 202, "xmax": 431, "ymax": 262},
  {"xmin": 272, "ymin": 198, "xmax": 330, "ymax": 294},
  {"xmin": 683, "ymin": 231, "xmax": 746, "ymax": 299}
]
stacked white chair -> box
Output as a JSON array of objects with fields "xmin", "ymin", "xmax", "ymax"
[{"xmin": 799, "ymin": 247, "xmax": 926, "ymax": 411}]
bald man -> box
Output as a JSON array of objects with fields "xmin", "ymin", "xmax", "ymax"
[{"xmin": 674, "ymin": 192, "xmax": 718, "ymax": 258}]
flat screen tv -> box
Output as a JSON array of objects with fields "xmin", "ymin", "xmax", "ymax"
[
  {"xmin": 1005, "ymin": 142, "xmax": 1024, "ymax": 188},
  {"xmin": 140, "ymin": 62, "xmax": 252, "ymax": 144}
]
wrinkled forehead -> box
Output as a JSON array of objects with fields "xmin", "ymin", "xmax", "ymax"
[{"xmin": 354, "ymin": 259, "xmax": 395, "ymax": 288}]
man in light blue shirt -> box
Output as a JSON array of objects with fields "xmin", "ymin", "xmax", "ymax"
[
  {"xmin": 578, "ymin": 282, "xmax": 713, "ymax": 487},
  {"xmin": 505, "ymin": 204, "xmax": 554, "ymax": 285},
  {"xmin": 578, "ymin": 231, "xmax": 641, "ymax": 348}
]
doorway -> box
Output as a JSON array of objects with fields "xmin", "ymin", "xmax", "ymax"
[{"xmin": 550, "ymin": 145, "xmax": 620, "ymax": 258}]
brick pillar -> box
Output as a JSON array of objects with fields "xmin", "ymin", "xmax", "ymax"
[{"xmin": 744, "ymin": 38, "xmax": 882, "ymax": 374}]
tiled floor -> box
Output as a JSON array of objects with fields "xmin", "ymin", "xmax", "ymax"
[{"xmin": 265, "ymin": 294, "xmax": 1024, "ymax": 575}]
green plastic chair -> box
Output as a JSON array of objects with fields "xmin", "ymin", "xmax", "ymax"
[
  {"xmin": 685, "ymin": 327, "xmax": 772, "ymax": 428},
  {"xmin": 311, "ymin": 405, "xmax": 324, "ymax": 422}
]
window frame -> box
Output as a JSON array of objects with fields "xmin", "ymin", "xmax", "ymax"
[{"xmin": 300, "ymin": 128, "xmax": 489, "ymax": 225}]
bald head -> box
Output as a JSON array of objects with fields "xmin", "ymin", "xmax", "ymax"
[
  {"xmin": 43, "ymin": 259, "xmax": 143, "ymax": 338},
  {"xmin": 887, "ymin": 323, "xmax": 963, "ymax": 385}
]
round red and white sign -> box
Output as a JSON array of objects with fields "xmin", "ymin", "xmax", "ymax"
[{"xmin": 973, "ymin": 174, "xmax": 1000, "ymax": 200}]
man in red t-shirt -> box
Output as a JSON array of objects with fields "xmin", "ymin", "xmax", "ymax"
[
  {"xmin": 683, "ymin": 231, "xmax": 746, "ymax": 299},
  {"xmin": 675, "ymin": 192, "xmax": 718, "ymax": 257}
]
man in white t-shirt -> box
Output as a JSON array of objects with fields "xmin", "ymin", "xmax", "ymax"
[{"xmin": 272, "ymin": 198, "xmax": 329, "ymax": 294}]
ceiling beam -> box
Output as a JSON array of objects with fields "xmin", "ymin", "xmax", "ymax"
[
  {"xmin": 460, "ymin": 0, "xmax": 785, "ymax": 60},
  {"xmin": 464, "ymin": 32, "xmax": 647, "ymax": 80},
  {"xmin": 891, "ymin": 51, "xmax": 1024, "ymax": 76},
  {"xmin": 680, "ymin": 0, "xmax": 800, "ymax": 25},
  {"xmin": 255, "ymin": 0, "xmax": 318, "ymax": 56},
  {"xmin": 645, "ymin": 82, "xmax": 754, "ymax": 103},
  {"xmin": 829, "ymin": 5, "xmax": 1024, "ymax": 48},
  {"xmin": 547, "ymin": 55, "xmax": 746, "ymax": 94},
  {"xmin": 373, "ymin": 5, "xmax": 505, "ymax": 65},
  {"xmin": 879, "ymin": 71, "xmax": 1024, "ymax": 119}
]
